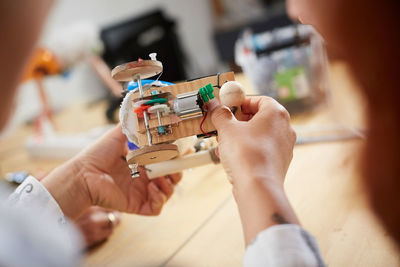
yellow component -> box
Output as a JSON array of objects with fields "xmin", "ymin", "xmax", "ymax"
[{"xmin": 22, "ymin": 48, "xmax": 62, "ymax": 81}]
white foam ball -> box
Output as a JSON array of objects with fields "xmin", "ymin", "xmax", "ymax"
[{"xmin": 219, "ymin": 81, "xmax": 245, "ymax": 108}]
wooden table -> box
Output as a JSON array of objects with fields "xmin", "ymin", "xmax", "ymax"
[{"xmin": 1, "ymin": 62, "xmax": 399, "ymax": 266}]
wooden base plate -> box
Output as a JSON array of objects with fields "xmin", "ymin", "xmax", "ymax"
[
  {"xmin": 111, "ymin": 60, "xmax": 163, "ymax": 81},
  {"xmin": 126, "ymin": 144, "xmax": 179, "ymax": 165},
  {"xmin": 132, "ymin": 72, "xmax": 235, "ymax": 146}
]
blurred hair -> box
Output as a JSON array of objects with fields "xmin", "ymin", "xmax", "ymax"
[
  {"xmin": 334, "ymin": 0, "xmax": 400, "ymax": 245},
  {"xmin": 0, "ymin": 0, "xmax": 53, "ymax": 130}
]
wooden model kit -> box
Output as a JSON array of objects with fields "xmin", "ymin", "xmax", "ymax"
[{"xmin": 112, "ymin": 53, "xmax": 245, "ymax": 178}]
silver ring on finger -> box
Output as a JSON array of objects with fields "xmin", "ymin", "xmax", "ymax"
[{"xmin": 107, "ymin": 212, "xmax": 117, "ymax": 227}]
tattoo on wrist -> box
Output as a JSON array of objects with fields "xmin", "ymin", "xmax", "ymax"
[{"xmin": 271, "ymin": 213, "xmax": 289, "ymax": 224}]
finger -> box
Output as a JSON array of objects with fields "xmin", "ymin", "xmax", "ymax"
[
  {"xmin": 98, "ymin": 211, "xmax": 121, "ymax": 229},
  {"xmin": 152, "ymin": 177, "xmax": 174, "ymax": 199},
  {"xmin": 132, "ymin": 166, "xmax": 151, "ymax": 198},
  {"xmin": 137, "ymin": 166, "xmax": 150, "ymax": 183},
  {"xmin": 226, "ymin": 175, "xmax": 233, "ymax": 184},
  {"xmin": 166, "ymin": 173, "xmax": 182, "ymax": 185},
  {"xmin": 86, "ymin": 226, "xmax": 113, "ymax": 247},
  {"xmin": 210, "ymin": 104, "xmax": 236, "ymax": 131},
  {"xmin": 85, "ymin": 206, "xmax": 105, "ymax": 214},
  {"xmin": 241, "ymin": 96, "xmax": 280, "ymax": 115},
  {"xmin": 99, "ymin": 227, "xmax": 113, "ymax": 240},
  {"xmin": 97, "ymin": 123, "xmax": 127, "ymax": 147},
  {"xmin": 240, "ymin": 112, "xmax": 254, "ymax": 121},
  {"xmin": 242, "ymin": 96, "xmax": 288, "ymax": 122},
  {"xmin": 108, "ymin": 123, "xmax": 127, "ymax": 144},
  {"xmin": 111, "ymin": 211, "xmax": 122, "ymax": 226},
  {"xmin": 215, "ymin": 147, "xmax": 220, "ymax": 158},
  {"xmin": 241, "ymin": 96, "xmax": 268, "ymax": 115},
  {"xmin": 88, "ymin": 207, "xmax": 122, "ymax": 227},
  {"xmin": 82, "ymin": 123, "xmax": 127, "ymax": 156},
  {"xmin": 91, "ymin": 211, "xmax": 116, "ymax": 228},
  {"xmin": 148, "ymin": 182, "xmax": 167, "ymax": 215},
  {"xmin": 123, "ymin": 142, "xmax": 129, "ymax": 156},
  {"xmin": 131, "ymin": 166, "xmax": 150, "ymax": 196}
]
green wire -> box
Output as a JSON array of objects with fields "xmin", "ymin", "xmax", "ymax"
[
  {"xmin": 145, "ymin": 98, "xmax": 168, "ymax": 105},
  {"xmin": 199, "ymin": 83, "xmax": 215, "ymax": 102}
]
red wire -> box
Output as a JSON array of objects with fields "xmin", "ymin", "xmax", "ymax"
[{"xmin": 200, "ymin": 109, "xmax": 213, "ymax": 136}]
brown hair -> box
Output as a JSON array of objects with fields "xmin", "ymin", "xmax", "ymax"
[{"xmin": 334, "ymin": 1, "xmax": 400, "ymax": 244}]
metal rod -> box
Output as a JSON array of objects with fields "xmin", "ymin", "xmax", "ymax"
[
  {"xmin": 157, "ymin": 110, "xmax": 162, "ymax": 126},
  {"xmin": 134, "ymin": 74, "xmax": 144, "ymax": 98},
  {"xmin": 134, "ymin": 73, "xmax": 151, "ymax": 145},
  {"xmin": 143, "ymin": 111, "xmax": 152, "ymax": 146}
]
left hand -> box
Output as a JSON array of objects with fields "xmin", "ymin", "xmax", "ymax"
[
  {"xmin": 75, "ymin": 206, "xmax": 121, "ymax": 248},
  {"xmin": 42, "ymin": 124, "xmax": 182, "ymax": 219}
]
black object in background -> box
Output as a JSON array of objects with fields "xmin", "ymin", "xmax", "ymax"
[
  {"xmin": 101, "ymin": 9, "xmax": 188, "ymax": 122},
  {"xmin": 213, "ymin": 13, "xmax": 293, "ymax": 66},
  {"xmin": 101, "ymin": 9, "xmax": 187, "ymax": 82}
]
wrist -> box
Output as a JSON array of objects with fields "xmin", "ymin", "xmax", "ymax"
[
  {"xmin": 232, "ymin": 164, "xmax": 284, "ymax": 192},
  {"xmin": 232, "ymin": 174, "xmax": 299, "ymax": 246},
  {"xmin": 232, "ymin": 173, "xmax": 284, "ymax": 202},
  {"xmin": 41, "ymin": 158, "xmax": 92, "ymax": 219}
]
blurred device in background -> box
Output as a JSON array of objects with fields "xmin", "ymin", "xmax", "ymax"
[
  {"xmin": 211, "ymin": 0, "xmax": 329, "ymax": 114},
  {"xmin": 235, "ymin": 24, "xmax": 329, "ymax": 113},
  {"xmin": 21, "ymin": 21, "xmax": 117, "ymax": 159},
  {"xmin": 212, "ymin": 0, "xmax": 288, "ymax": 68},
  {"xmin": 211, "ymin": 0, "xmax": 285, "ymax": 30}
]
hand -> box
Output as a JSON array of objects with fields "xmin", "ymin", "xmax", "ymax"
[
  {"xmin": 42, "ymin": 124, "xmax": 182, "ymax": 219},
  {"xmin": 210, "ymin": 96, "xmax": 298, "ymax": 245},
  {"xmin": 211, "ymin": 96, "xmax": 296, "ymax": 187},
  {"xmin": 75, "ymin": 206, "xmax": 121, "ymax": 248}
]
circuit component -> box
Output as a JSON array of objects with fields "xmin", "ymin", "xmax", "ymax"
[
  {"xmin": 173, "ymin": 91, "xmax": 203, "ymax": 119},
  {"xmin": 198, "ymin": 83, "xmax": 215, "ymax": 102}
]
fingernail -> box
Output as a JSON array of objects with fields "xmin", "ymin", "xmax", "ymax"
[
  {"xmin": 150, "ymin": 182, "xmax": 160, "ymax": 192},
  {"xmin": 207, "ymin": 98, "xmax": 220, "ymax": 112},
  {"xmin": 166, "ymin": 178, "xmax": 173, "ymax": 186}
]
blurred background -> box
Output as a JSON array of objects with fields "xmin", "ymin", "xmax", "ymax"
[
  {"xmin": 1, "ymin": 0, "xmax": 365, "ymax": 185},
  {"xmin": 9, "ymin": 0, "xmax": 298, "ymax": 131}
]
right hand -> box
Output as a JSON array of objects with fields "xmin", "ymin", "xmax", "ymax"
[
  {"xmin": 210, "ymin": 96, "xmax": 296, "ymax": 188},
  {"xmin": 210, "ymin": 96, "xmax": 298, "ymax": 245}
]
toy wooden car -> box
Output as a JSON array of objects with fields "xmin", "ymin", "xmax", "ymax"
[{"xmin": 113, "ymin": 53, "xmax": 245, "ymax": 177}]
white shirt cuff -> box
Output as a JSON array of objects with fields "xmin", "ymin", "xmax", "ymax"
[
  {"xmin": 243, "ymin": 224, "xmax": 325, "ymax": 267},
  {"xmin": 7, "ymin": 176, "xmax": 66, "ymax": 224}
]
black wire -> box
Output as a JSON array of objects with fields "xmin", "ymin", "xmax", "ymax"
[
  {"xmin": 216, "ymin": 73, "xmax": 221, "ymax": 88},
  {"xmin": 210, "ymin": 73, "xmax": 222, "ymax": 89}
]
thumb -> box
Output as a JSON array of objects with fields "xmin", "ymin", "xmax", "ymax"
[
  {"xmin": 209, "ymin": 101, "xmax": 236, "ymax": 131},
  {"xmin": 107, "ymin": 123, "xmax": 126, "ymax": 144},
  {"xmin": 96, "ymin": 123, "xmax": 127, "ymax": 149}
]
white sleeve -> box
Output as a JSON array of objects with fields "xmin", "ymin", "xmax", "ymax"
[
  {"xmin": 243, "ymin": 224, "xmax": 325, "ymax": 267},
  {"xmin": 0, "ymin": 177, "xmax": 83, "ymax": 267},
  {"xmin": 7, "ymin": 176, "xmax": 66, "ymax": 224}
]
